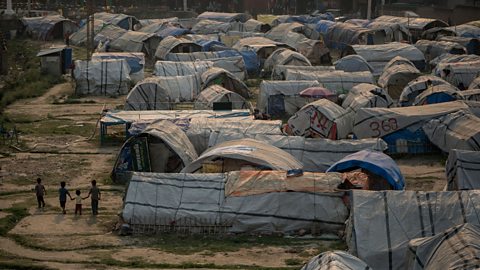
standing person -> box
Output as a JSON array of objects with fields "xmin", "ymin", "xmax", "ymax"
[
  {"xmin": 85, "ymin": 180, "xmax": 101, "ymax": 215},
  {"xmin": 35, "ymin": 178, "xmax": 47, "ymax": 208},
  {"xmin": 71, "ymin": 189, "xmax": 85, "ymax": 215},
  {"xmin": 58, "ymin": 181, "xmax": 72, "ymax": 214}
]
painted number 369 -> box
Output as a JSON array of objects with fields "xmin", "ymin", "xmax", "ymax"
[{"xmin": 369, "ymin": 118, "xmax": 398, "ymax": 137}]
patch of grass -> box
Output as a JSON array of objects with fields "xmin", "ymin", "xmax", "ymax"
[
  {"xmin": 0, "ymin": 205, "xmax": 29, "ymax": 236},
  {"xmin": 0, "ymin": 260, "xmax": 54, "ymax": 270},
  {"xmin": 284, "ymin": 258, "xmax": 303, "ymax": 266},
  {"xmin": 14, "ymin": 119, "xmax": 95, "ymax": 137}
]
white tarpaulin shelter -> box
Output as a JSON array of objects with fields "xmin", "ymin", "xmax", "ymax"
[
  {"xmin": 271, "ymin": 65, "xmax": 335, "ymax": 80},
  {"xmin": 263, "ymin": 48, "xmax": 311, "ymax": 74},
  {"xmin": 286, "ymin": 99, "xmax": 353, "ymax": 139},
  {"xmin": 301, "ymin": 251, "xmax": 372, "ymax": 270},
  {"xmin": 208, "ymin": 132, "xmax": 387, "ymax": 172},
  {"xmin": 181, "ymin": 138, "xmax": 303, "ymax": 173},
  {"xmin": 92, "ymin": 52, "xmax": 145, "ymax": 83},
  {"xmin": 346, "ymin": 190, "xmax": 480, "ymax": 270},
  {"xmin": 285, "ymin": 70, "xmax": 375, "ymax": 94},
  {"xmin": 414, "ymin": 40, "xmax": 467, "ymax": 63},
  {"xmin": 430, "ymin": 54, "xmax": 480, "ymax": 70},
  {"xmin": 194, "ymin": 85, "xmax": 251, "ymax": 110},
  {"xmin": 446, "ymin": 149, "xmax": 480, "ymax": 190},
  {"xmin": 122, "ymin": 170, "xmax": 348, "ymax": 234},
  {"xmin": 155, "ymin": 36, "xmax": 202, "ymax": 60},
  {"xmin": 73, "ymin": 59, "xmax": 131, "ymax": 96},
  {"xmin": 399, "ymin": 75, "xmax": 453, "ymax": 107},
  {"xmin": 153, "ymin": 60, "xmax": 213, "ymax": 77},
  {"xmin": 437, "ymin": 60, "xmax": 480, "ymax": 89},
  {"xmin": 406, "ymin": 223, "xmax": 480, "ymax": 270},
  {"xmin": 200, "ymin": 67, "xmax": 250, "ymax": 98},
  {"xmin": 109, "ymin": 31, "xmax": 161, "ymax": 59},
  {"xmin": 423, "ymin": 111, "xmax": 480, "ymax": 152},
  {"xmin": 470, "ymin": 76, "xmax": 480, "ymax": 89},
  {"xmin": 257, "ymin": 80, "xmax": 321, "ymax": 116},
  {"xmin": 412, "ymin": 84, "xmax": 460, "ymax": 106},
  {"xmin": 125, "ymin": 77, "xmax": 172, "ymax": 110},
  {"xmin": 378, "ymin": 60, "xmax": 421, "ymax": 100},
  {"xmin": 334, "ymin": 55, "xmax": 373, "ymax": 73}
]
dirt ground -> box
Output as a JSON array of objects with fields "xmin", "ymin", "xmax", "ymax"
[{"xmin": 0, "ymin": 79, "xmax": 447, "ymax": 269}]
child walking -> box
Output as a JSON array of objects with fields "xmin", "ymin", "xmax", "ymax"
[
  {"xmin": 72, "ymin": 189, "xmax": 85, "ymax": 215},
  {"xmin": 84, "ymin": 180, "xmax": 101, "ymax": 215},
  {"xmin": 58, "ymin": 181, "xmax": 72, "ymax": 214},
  {"xmin": 35, "ymin": 178, "xmax": 46, "ymax": 208}
]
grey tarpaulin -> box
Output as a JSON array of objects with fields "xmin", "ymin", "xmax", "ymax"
[
  {"xmin": 271, "ymin": 65, "xmax": 335, "ymax": 80},
  {"xmin": 194, "ymin": 85, "xmax": 251, "ymax": 110},
  {"xmin": 415, "ymin": 39, "xmax": 467, "ymax": 62},
  {"xmin": 346, "ymin": 190, "xmax": 480, "ymax": 270},
  {"xmin": 446, "ymin": 149, "xmax": 480, "ymax": 190},
  {"xmin": 128, "ymin": 74, "xmax": 201, "ymax": 103},
  {"xmin": 460, "ymin": 89, "xmax": 480, "ymax": 101},
  {"xmin": 155, "ymin": 36, "xmax": 202, "ymax": 60},
  {"xmin": 92, "ymin": 52, "xmax": 145, "ymax": 83},
  {"xmin": 301, "ymin": 251, "xmax": 372, "ymax": 270},
  {"xmin": 263, "ymin": 48, "xmax": 311, "ymax": 74},
  {"xmin": 430, "ymin": 54, "xmax": 480, "ymax": 71},
  {"xmin": 334, "ymin": 55, "xmax": 373, "ymax": 73},
  {"xmin": 200, "ymin": 67, "xmax": 250, "ymax": 98},
  {"xmin": 153, "ymin": 60, "xmax": 213, "ymax": 77},
  {"xmin": 109, "ymin": 31, "xmax": 161, "ymax": 58},
  {"xmin": 412, "ymin": 84, "xmax": 460, "ymax": 106},
  {"xmin": 378, "ymin": 59, "xmax": 421, "ymax": 100},
  {"xmin": 437, "ymin": 60, "xmax": 480, "ymax": 89},
  {"xmin": 399, "ymin": 75, "xmax": 453, "ymax": 107}
]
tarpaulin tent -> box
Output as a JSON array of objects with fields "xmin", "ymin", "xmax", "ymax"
[
  {"xmin": 93, "ymin": 24, "xmax": 127, "ymax": 47},
  {"xmin": 470, "ymin": 76, "xmax": 480, "ymax": 89},
  {"xmin": 447, "ymin": 24, "xmax": 480, "ymax": 38},
  {"xmin": 431, "ymin": 53, "xmax": 480, "ymax": 70},
  {"xmin": 437, "ymin": 36, "xmax": 480, "ymax": 55},
  {"xmin": 423, "ymin": 110, "xmax": 480, "ymax": 152},
  {"xmin": 73, "ymin": 59, "xmax": 131, "ymax": 96},
  {"xmin": 124, "ymin": 78, "xmax": 172, "ymax": 110},
  {"xmin": 460, "ymin": 89, "xmax": 480, "ymax": 101},
  {"xmin": 399, "ymin": 75, "xmax": 453, "ymax": 107},
  {"xmin": 70, "ymin": 19, "xmax": 108, "ymax": 46},
  {"xmin": 271, "ymin": 65, "xmax": 335, "ymax": 80},
  {"xmin": 415, "ymin": 39, "xmax": 466, "ymax": 62},
  {"xmin": 200, "ymin": 67, "xmax": 250, "ymax": 98},
  {"xmin": 94, "ymin": 12, "xmax": 140, "ymax": 30},
  {"xmin": 286, "ymin": 70, "xmax": 375, "ymax": 94},
  {"xmin": 197, "ymin": 12, "xmax": 251, "ymax": 23},
  {"xmin": 334, "ymin": 55, "xmax": 373, "ymax": 73},
  {"xmin": 365, "ymin": 21, "xmax": 410, "ymax": 42},
  {"xmin": 257, "ymin": 80, "xmax": 321, "ymax": 117},
  {"xmin": 347, "ymin": 190, "xmax": 480, "ymax": 270},
  {"xmin": 412, "ymin": 84, "xmax": 460, "ymax": 106},
  {"xmin": 263, "ymin": 48, "xmax": 311, "ymax": 74},
  {"xmin": 122, "ymin": 170, "xmax": 348, "ymax": 234},
  {"xmin": 92, "ymin": 52, "xmax": 145, "ymax": 83},
  {"xmin": 285, "ymin": 99, "xmax": 353, "ymax": 139},
  {"xmin": 446, "ymin": 149, "xmax": 480, "ymax": 190},
  {"xmin": 208, "ymin": 132, "xmax": 387, "ymax": 172},
  {"xmin": 191, "ymin": 19, "xmax": 231, "ymax": 35},
  {"xmin": 421, "ymin": 27, "xmax": 456, "ymax": 41},
  {"xmin": 407, "ymin": 223, "xmax": 480, "ymax": 270},
  {"xmin": 437, "ymin": 60, "xmax": 480, "ymax": 89},
  {"xmin": 111, "ymin": 120, "xmax": 198, "ymax": 182},
  {"xmin": 194, "ymin": 85, "xmax": 251, "ymax": 111},
  {"xmin": 181, "ymin": 138, "xmax": 303, "ymax": 173},
  {"xmin": 374, "ymin": 15, "xmax": 448, "ymax": 42},
  {"xmin": 109, "ymin": 31, "xmax": 161, "ymax": 59},
  {"xmin": 323, "ymin": 22, "xmax": 387, "ymax": 50},
  {"xmin": 229, "ymin": 19, "xmax": 271, "ymax": 33},
  {"xmin": 138, "ymin": 18, "xmax": 179, "ymax": 31},
  {"xmin": 327, "ymin": 149, "xmax": 405, "ymax": 190},
  {"xmin": 232, "ymin": 36, "xmax": 291, "ymax": 62},
  {"xmin": 299, "ymin": 87, "xmax": 337, "ymax": 102},
  {"xmin": 22, "ymin": 15, "xmax": 78, "ymax": 41},
  {"xmin": 345, "ymin": 42, "xmax": 425, "ymax": 76},
  {"xmin": 153, "ymin": 60, "xmax": 213, "ymax": 77},
  {"xmin": 378, "ymin": 60, "xmax": 421, "ymax": 100},
  {"xmin": 301, "ymin": 251, "xmax": 372, "ymax": 270},
  {"xmin": 155, "ymin": 36, "xmax": 202, "ymax": 60}
]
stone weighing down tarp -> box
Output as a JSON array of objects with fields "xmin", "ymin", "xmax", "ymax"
[
  {"xmin": 347, "ymin": 190, "xmax": 480, "ymax": 270},
  {"xmin": 208, "ymin": 132, "xmax": 387, "ymax": 172},
  {"xmin": 301, "ymin": 251, "xmax": 372, "ymax": 270},
  {"xmin": 446, "ymin": 149, "xmax": 480, "ymax": 190},
  {"xmin": 153, "ymin": 60, "xmax": 213, "ymax": 77},
  {"xmin": 122, "ymin": 171, "xmax": 348, "ymax": 234},
  {"xmin": 406, "ymin": 223, "xmax": 480, "ymax": 270},
  {"xmin": 194, "ymin": 85, "xmax": 251, "ymax": 110}
]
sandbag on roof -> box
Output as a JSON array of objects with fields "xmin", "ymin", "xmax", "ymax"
[
  {"xmin": 94, "ymin": 12, "xmax": 140, "ymax": 30},
  {"xmin": 200, "ymin": 67, "xmax": 250, "ymax": 98},
  {"xmin": 73, "ymin": 59, "xmax": 131, "ymax": 96},
  {"xmin": 346, "ymin": 42, "xmax": 425, "ymax": 76},
  {"xmin": 92, "ymin": 52, "xmax": 145, "ymax": 83},
  {"xmin": 412, "ymin": 84, "xmax": 460, "ymax": 106},
  {"xmin": 423, "ymin": 110, "xmax": 480, "ymax": 152},
  {"xmin": 286, "ymin": 99, "xmax": 353, "ymax": 139},
  {"xmin": 109, "ymin": 31, "xmax": 161, "ymax": 58},
  {"xmin": 446, "ymin": 149, "xmax": 480, "ymax": 190},
  {"xmin": 399, "ymin": 75, "xmax": 453, "ymax": 107},
  {"xmin": 346, "ymin": 190, "xmax": 480, "ymax": 270},
  {"xmin": 194, "ymin": 85, "xmax": 251, "ymax": 110},
  {"xmin": 407, "ymin": 223, "xmax": 480, "ymax": 270},
  {"xmin": 271, "ymin": 65, "xmax": 335, "ymax": 80},
  {"xmin": 437, "ymin": 60, "xmax": 480, "ymax": 89},
  {"xmin": 155, "ymin": 36, "xmax": 202, "ymax": 60},
  {"xmin": 257, "ymin": 80, "xmax": 321, "ymax": 116},
  {"xmin": 197, "ymin": 12, "xmax": 251, "ymax": 23},
  {"xmin": 415, "ymin": 40, "xmax": 467, "ymax": 62},
  {"xmin": 153, "ymin": 60, "xmax": 213, "ymax": 77},
  {"xmin": 378, "ymin": 61, "xmax": 421, "ymax": 100},
  {"xmin": 302, "ymin": 251, "xmax": 372, "ymax": 270},
  {"xmin": 334, "ymin": 55, "xmax": 373, "ymax": 73},
  {"xmin": 122, "ymin": 170, "xmax": 348, "ymax": 234},
  {"xmin": 286, "ymin": 70, "xmax": 375, "ymax": 94},
  {"xmin": 263, "ymin": 48, "xmax": 311, "ymax": 74},
  {"xmin": 22, "ymin": 15, "xmax": 79, "ymax": 41},
  {"xmin": 181, "ymin": 138, "xmax": 303, "ymax": 173}
]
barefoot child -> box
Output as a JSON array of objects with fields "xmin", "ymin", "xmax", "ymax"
[
  {"xmin": 35, "ymin": 178, "xmax": 46, "ymax": 208},
  {"xmin": 58, "ymin": 181, "xmax": 72, "ymax": 214}
]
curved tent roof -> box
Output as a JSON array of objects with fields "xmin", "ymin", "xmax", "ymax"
[
  {"xmin": 447, "ymin": 24, "xmax": 480, "ymax": 38},
  {"xmin": 139, "ymin": 20, "xmax": 179, "ymax": 34},
  {"xmin": 191, "ymin": 19, "xmax": 231, "ymax": 34},
  {"xmin": 22, "ymin": 15, "xmax": 78, "ymax": 41},
  {"xmin": 378, "ymin": 62, "xmax": 421, "ymax": 99},
  {"xmin": 70, "ymin": 19, "xmax": 109, "ymax": 46},
  {"xmin": 181, "ymin": 138, "xmax": 303, "ymax": 173},
  {"xmin": 446, "ymin": 149, "xmax": 480, "ymax": 190},
  {"xmin": 109, "ymin": 31, "xmax": 161, "ymax": 57},
  {"xmin": 374, "ymin": 15, "xmax": 448, "ymax": 34},
  {"xmin": 470, "ymin": 76, "xmax": 480, "ymax": 89},
  {"xmin": 94, "ymin": 12, "xmax": 139, "ymax": 30},
  {"xmin": 271, "ymin": 65, "xmax": 335, "ymax": 80},
  {"xmin": 232, "ymin": 36, "xmax": 291, "ymax": 53},
  {"xmin": 125, "ymin": 77, "xmax": 172, "ymax": 110},
  {"xmin": 194, "ymin": 85, "xmax": 251, "ymax": 110},
  {"xmin": 415, "ymin": 40, "xmax": 466, "ymax": 62},
  {"xmin": 334, "ymin": 55, "xmax": 373, "ymax": 73},
  {"xmin": 155, "ymin": 36, "xmax": 202, "ymax": 60},
  {"xmin": 263, "ymin": 48, "xmax": 311, "ymax": 73},
  {"xmin": 302, "ymin": 251, "xmax": 371, "ymax": 270},
  {"xmin": 286, "ymin": 99, "xmax": 353, "ymax": 139},
  {"xmin": 153, "ymin": 60, "xmax": 213, "ymax": 77},
  {"xmin": 438, "ymin": 60, "xmax": 480, "ymax": 89},
  {"xmin": 230, "ymin": 19, "xmax": 271, "ymax": 33},
  {"xmin": 460, "ymin": 89, "xmax": 480, "ymax": 101},
  {"xmin": 431, "ymin": 53, "xmax": 480, "ymax": 69},
  {"xmin": 399, "ymin": 75, "xmax": 453, "ymax": 106},
  {"xmin": 413, "ymin": 84, "xmax": 460, "ymax": 106},
  {"xmin": 366, "ymin": 21, "xmax": 410, "ymax": 42},
  {"xmin": 93, "ymin": 24, "xmax": 127, "ymax": 46},
  {"xmin": 326, "ymin": 149, "xmax": 405, "ymax": 190},
  {"xmin": 91, "ymin": 52, "xmax": 145, "ymax": 83},
  {"xmin": 383, "ymin": 55, "xmax": 416, "ymax": 70},
  {"xmin": 201, "ymin": 67, "xmax": 250, "ymax": 98},
  {"xmin": 325, "ymin": 22, "xmax": 386, "ymax": 50},
  {"xmin": 437, "ymin": 36, "xmax": 480, "ymax": 55},
  {"xmin": 197, "ymin": 12, "xmax": 251, "ymax": 23}
]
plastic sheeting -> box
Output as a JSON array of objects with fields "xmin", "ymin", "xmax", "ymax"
[
  {"xmin": 94, "ymin": 12, "xmax": 139, "ymax": 30},
  {"xmin": 155, "ymin": 36, "xmax": 202, "ymax": 60},
  {"xmin": 414, "ymin": 40, "xmax": 467, "ymax": 62},
  {"xmin": 412, "ymin": 84, "xmax": 460, "ymax": 106},
  {"xmin": 378, "ymin": 62, "xmax": 421, "ymax": 100},
  {"xmin": 122, "ymin": 171, "xmax": 348, "ymax": 234},
  {"xmin": 399, "ymin": 75, "xmax": 453, "ymax": 107},
  {"xmin": 194, "ymin": 85, "xmax": 250, "ymax": 110},
  {"xmin": 446, "ymin": 149, "xmax": 480, "ymax": 190},
  {"xmin": 301, "ymin": 251, "xmax": 372, "ymax": 270},
  {"xmin": 334, "ymin": 55, "xmax": 373, "ymax": 73},
  {"xmin": 109, "ymin": 31, "xmax": 161, "ymax": 58},
  {"xmin": 460, "ymin": 89, "xmax": 480, "ymax": 101},
  {"xmin": 346, "ymin": 190, "xmax": 480, "ymax": 270},
  {"xmin": 208, "ymin": 132, "xmax": 387, "ymax": 172},
  {"xmin": 92, "ymin": 52, "xmax": 145, "ymax": 83},
  {"xmin": 437, "ymin": 60, "xmax": 480, "ymax": 89},
  {"xmin": 271, "ymin": 65, "xmax": 335, "ymax": 80},
  {"xmin": 263, "ymin": 48, "xmax": 311, "ymax": 73},
  {"xmin": 200, "ymin": 67, "xmax": 250, "ymax": 98},
  {"xmin": 197, "ymin": 12, "xmax": 251, "ymax": 23},
  {"xmin": 22, "ymin": 15, "xmax": 78, "ymax": 41},
  {"xmin": 73, "ymin": 59, "xmax": 131, "ymax": 96},
  {"xmin": 285, "ymin": 70, "xmax": 375, "ymax": 94},
  {"xmin": 153, "ymin": 60, "xmax": 213, "ymax": 77},
  {"xmin": 470, "ymin": 76, "xmax": 480, "ymax": 89}
]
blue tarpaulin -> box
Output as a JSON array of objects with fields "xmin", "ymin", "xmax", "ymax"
[
  {"xmin": 326, "ymin": 149, "xmax": 405, "ymax": 190},
  {"xmin": 217, "ymin": 50, "xmax": 260, "ymax": 75}
]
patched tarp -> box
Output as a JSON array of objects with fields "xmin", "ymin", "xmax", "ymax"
[
  {"xmin": 122, "ymin": 171, "xmax": 348, "ymax": 234},
  {"xmin": 285, "ymin": 70, "xmax": 375, "ymax": 94},
  {"xmin": 22, "ymin": 15, "xmax": 78, "ymax": 41},
  {"xmin": 194, "ymin": 85, "xmax": 251, "ymax": 110},
  {"xmin": 286, "ymin": 99, "xmax": 353, "ymax": 139},
  {"xmin": 446, "ymin": 149, "xmax": 480, "ymax": 190},
  {"xmin": 94, "ymin": 12, "xmax": 140, "ymax": 30},
  {"xmin": 272, "ymin": 65, "xmax": 335, "ymax": 80},
  {"xmin": 347, "ymin": 190, "xmax": 480, "ymax": 270},
  {"xmin": 257, "ymin": 80, "xmax": 321, "ymax": 116},
  {"xmin": 423, "ymin": 111, "xmax": 480, "ymax": 152},
  {"xmin": 406, "ymin": 223, "xmax": 480, "ymax": 270},
  {"xmin": 263, "ymin": 48, "xmax": 311, "ymax": 73},
  {"xmin": 200, "ymin": 67, "xmax": 250, "ymax": 98},
  {"xmin": 153, "ymin": 60, "xmax": 213, "ymax": 77},
  {"xmin": 334, "ymin": 55, "xmax": 373, "ymax": 73},
  {"xmin": 155, "ymin": 36, "xmax": 202, "ymax": 60},
  {"xmin": 302, "ymin": 251, "xmax": 372, "ymax": 270},
  {"xmin": 181, "ymin": 138, "xmax": 303, "ymax": 173},
  {"xmin": 399, "ymin": 75, "xmax": 453, "ymax": 107},
  {"xmin": 438, "ymin": 60, "xmax": 480, "ymax": 89},
  {"xmin": 412, "ymin": 84, "xmax": 460, "ymax": 106},
  {"xmin": 109, "ymin": 31, "xmax": 161, "ymax": 58},
  {"xmin": 378, "ymin": 62, "xmax": 421, "ymax": 100},
  {"xmin": 208, "ymin": 132, "xmax": 387, "ymax": 172},
  {"xmin": 415, "ymin": 40, "xmax": 467, "ymax": 62},
  {"xmin": 73, "ymin": 59, "xmax": 131, "ymax": 96}
]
